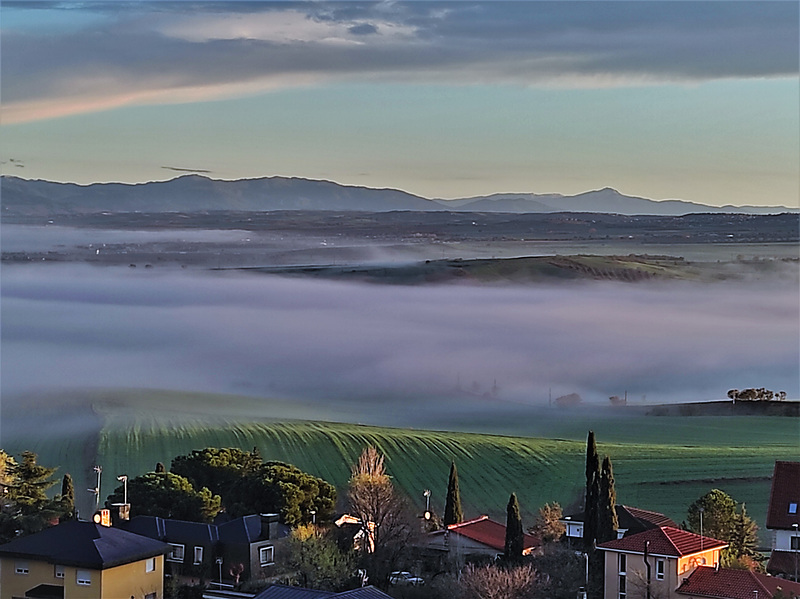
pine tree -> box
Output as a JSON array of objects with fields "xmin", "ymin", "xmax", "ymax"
[
  {"xmin": 597, "ymin": 456, "xmax": 618, "ymax": 544},
  {"xmin": 60, "ymin": 473, "xmax": 75, "ymax": 521},
  {"xmin": 8, "ymin": 451, "xmax": 58, "ymax": 515},
  {"xmin": 505, "ymin": 493, "xmax": 524, "ymax": 563},
  {"xmin": 443, "ymin": 461, "xmax": 463, "ymax": 526},
  {"xmin": 583, "ymin": 431, "xmax": 600, "ymax": 552}
]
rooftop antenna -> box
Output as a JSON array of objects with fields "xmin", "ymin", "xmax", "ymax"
[{"xmin": 87, "ymin": 465, "xmax": 102, "ymax": 509}]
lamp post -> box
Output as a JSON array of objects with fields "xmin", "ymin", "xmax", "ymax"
[
  {"xmin": 117, "ymin": 475, "xmax": 128, "ymax": 505},
  {"xmin": 699, "ymin": 507, "xmax": 704, "ymax": 553},
  {"xmin": 793, "ymin": 523, "xmax": 798, "ymax": 582},
  {"xmin": 216, "ymin": 557, "xmax": 223, "ymax": 587}
]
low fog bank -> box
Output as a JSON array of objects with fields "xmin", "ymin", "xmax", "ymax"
[{"xmin": 2, "ymin": 265, "xmax": 797, "ymax": 428}]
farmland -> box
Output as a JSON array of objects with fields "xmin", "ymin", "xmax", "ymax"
[{"xmin": 3, "ymin": 389, "xmax": 797, "ymax": 546}]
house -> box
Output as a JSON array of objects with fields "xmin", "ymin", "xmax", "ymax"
[
  {"xmin": 0, "ymin": 519, "xmax": 169, "ymax": 599},
  {"xmin": 765, "ymin": 461, "xmax": 800, "ymax": 581},
  {"xmin": 597, "ymin": 526, "xmax": 728, "ymax": 599},
  {"xmin": 122, "ymin": 513, "xmax": 283, "ymax": 585},
  {"xmin": 426, "ymin": 515, "xmax": 541, "ymax": 559},
  {"xmin": 561, "ymin": 505, "xmax": 677, "ymax": 544},
  {"xmin": 254, "ymin": 583, "xmax": 393, "ymax": 599},
  {"xmin": 677, "ymin": 565, "xmax": 800, "ymax": 599}
]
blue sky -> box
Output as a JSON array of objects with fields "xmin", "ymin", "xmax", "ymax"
[{"xmin": 1, "ymin": 1, "xmax": 798, "ymax": 206}]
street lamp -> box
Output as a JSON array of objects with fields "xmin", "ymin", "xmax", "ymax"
[
  {"xmin": 310, "ymin": 510, "xmax": 316, "ymax": 525},
  {"xmin": 423, "ymin": 489, "xmax": 431, "ymax": 521},
  {"xmin": 117, "ymin": 475, "xmax": 128, "ymax": 505},
  {"xmin": 792, "ymin": 523, "xmax": 798, "ymax": 582}
]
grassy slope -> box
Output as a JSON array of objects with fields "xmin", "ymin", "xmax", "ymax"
[{"xmin": 4, "ymin": 390, "xmax": 797, "ymax": 546}]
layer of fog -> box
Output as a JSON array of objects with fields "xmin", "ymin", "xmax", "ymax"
[{"xmin": 2, "ymin": 264, "xmax": 797, "ymax": 428}]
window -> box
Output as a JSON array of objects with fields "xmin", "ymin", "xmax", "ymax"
[
  {"xmin": 15, "ymin": 561, "xmax": 29, "ymax": 575},
  {"xmin": 790, "ymin": 503, "xmax": 798, "ymax": 514},
  {"xmin": 168, "ymin": 544, "xmax": 185, "ymax": 562},
  {"xmin": 145, "ymin": 557, "xmax": 156, "ymax": 573},
  {"xmin": 145, "ymin": 594, "xmax": 157, "ymax": 599},
  {"xmin": 259, "ymin": 545, "xmax": 274, "ymax": 566},
  {"xmin": 54, "ymin": 565, "xmax": 65, "ymax": 579},
  {"xmin": 76, "ymin": 569, "xmax": 92, "ymax": 586},
  {"xmin": 618, "ymin": 574, "xmax": 627, "ymax": 599},
  {"xmin": 791, "ymin": 536, "xmax": 800, "ymax": 551},
  {"xmin": 193, "ymin": 546, "xmax": 203, "ymax": 565},
  {"xmin": 656, "ymin": 559, "xmax": 665, "ymax": 580},
  {"xmin": 618, "ymin": 553, "xmax": 627, "ymax": 574}
]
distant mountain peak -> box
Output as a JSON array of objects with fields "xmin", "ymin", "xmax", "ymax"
[{"xmin": 0, "ymin": 175, "xmax": 795, "ymax": 216}]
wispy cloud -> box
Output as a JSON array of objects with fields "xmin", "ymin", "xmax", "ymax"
[{"xmin": 2, "ymin": 2, "xmax": 796, "ymax": 123}]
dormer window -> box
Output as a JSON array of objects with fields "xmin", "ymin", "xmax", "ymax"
[{"xmin": 789, "ymin": 503, "xmax": 797, "ymax": 514}]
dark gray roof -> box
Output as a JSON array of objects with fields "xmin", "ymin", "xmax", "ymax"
[
  {"xmin": 254, "ymin": 585, "xmax": 335, "ymax": 599},
  {"xmin": 0, "ymin": 520, "xmax": 170, "ymax": 570},
  {"xmin": 124, "ymin": 516, "xmax": 220, "ymax": 544},
  {"xmin": 218, "ymin": 514, "xmax": 265, "ymax": 544},
  {"xmin": 253, "ymin": 586, "xmax": 392, "ymax": 599},
  {"xmin": 335, "ymin": 588, "xmax": 393, "ymax": 599}
]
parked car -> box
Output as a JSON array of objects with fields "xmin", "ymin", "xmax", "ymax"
[{"xmin": 389, "ymin": 571, "xmax": 424, "ymax": 586}]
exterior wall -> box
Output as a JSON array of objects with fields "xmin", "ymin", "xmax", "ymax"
[
  {"xmin": 603, "ymin": 550, "xmax": 678, "ymax": 599},
  {"xmin": 1, "ymin": 556, "xmax": 163, "ymax": 599},
  {"xmin": 676, "ymin": 549, "xmax": 720, "ymax": 577},
  {"xmin": 774, "ymin": 529, "xmax": 800, "ymax": 551},
  {"xmin": 1, "ymin": 557, "xmax": 66, "ymax": 599},
  {"xmin": 603, "ymin": 549, "xmax": 721, "ymax": 599},
  {"xmin": 61, "ymin": 565, "xmax": 102, "ymax": 599},
  {"xmin": 100, "ymin": 555, "xmax": 164, "ymax": 599}
]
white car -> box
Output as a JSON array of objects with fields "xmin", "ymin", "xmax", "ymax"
[{"xmin": 389, "ymin": 571, "xmax": 424, "ymax": 586}]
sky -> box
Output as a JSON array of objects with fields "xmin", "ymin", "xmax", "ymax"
[{"xmin": 1, "ymin": 1, "xmax": 799, "ymax": 207}]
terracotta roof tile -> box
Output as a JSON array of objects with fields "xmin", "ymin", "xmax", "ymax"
[
  {"xmin": 766, "ymin": 462, "xmax": 800, "ymax": 530},
  {"xmin": 448, "ymin": 515, "xmax": 540, "ymax": 553},
  {"xmin": 598, "ymin": 526, "xmax": 727, "ymax": 557},
  {"xmin": 677, "ymin": 566, "xmax": 800, "ymax": 599}
]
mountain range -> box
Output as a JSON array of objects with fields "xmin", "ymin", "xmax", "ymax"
[{"xmin": 1, "ymin": 175, "xmax": 796, "ymax": 216}]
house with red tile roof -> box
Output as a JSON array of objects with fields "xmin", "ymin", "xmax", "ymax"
[
  {"xmin": 765, "ymin": 461, "xmax": 800, "ymax": 581},
  {"xmin": 426, "ymin": 515, "xmax": 541, "ymax": 559},
  {"xmin": 598, "ymin": 526, "xmax": 727, "ymax": 599},
  {"xmin": 561, "ymin": 505, "xmax": 677, "ymax": 542},
  {"xmin": 677, "ymin": 565, "xmax": 800, "ymax": 599}
]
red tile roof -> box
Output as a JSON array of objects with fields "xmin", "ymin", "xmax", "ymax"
[
  {"xmin": 598, "ymin": 526, "xmax": 727, "ymax": 557},
  {"xmin": 766, "ymin": 462, "xmax": 800, "ymax": 530},
  {"xmin": 766, "ymin": 550, "xmax": 800, "ymax": 578},
  {"xmin": 447, "ymin": 516, "xmax": 540, "ymax": 553},
  {"xmin": 623, "ymin": 506, "xmax": 677, "ymax": 529},
  {"xmin": 677, "ymin": 566, "xmax": 800, "ymax": 599}
]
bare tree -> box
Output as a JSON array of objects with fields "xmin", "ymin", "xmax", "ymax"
[
  {"xmin": 459, "ymin": 563, "xmax": 539, "ymax": 599},
  {"xmin": 348, "ymin": 446, "xmax": 414, "ymax": 586}
]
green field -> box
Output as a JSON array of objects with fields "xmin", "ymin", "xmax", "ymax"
[{"xmin": 3, "ymin": 389, "xmax": 797, "ymax": 547}]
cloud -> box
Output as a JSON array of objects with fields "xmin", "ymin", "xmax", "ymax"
[
  {"xmin": 2, "ymin": 2, "xmax": 796, "ymax": 123},
  {"xmin": 2, "ymin": 265, "xmax": 797, "ymax": 420}
]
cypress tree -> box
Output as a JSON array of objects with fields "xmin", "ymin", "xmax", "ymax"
[
  {"xmin": 60, "ymin": 473, "xmax": 75, "ymax": 521},
  {"xmin": 443, "ymin": 461, "xmax": 463, "ymax": 526},
  {"xmin": 583, "ymin": 431, "xmax": 600, "ymax": 552},
  {"xmin": 597, "ymin": 456, "xmax": 618, "ymax": 544},
  {"xmin": 505, "ymin": 493, "xmax": 524, "ymax": 563}
]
